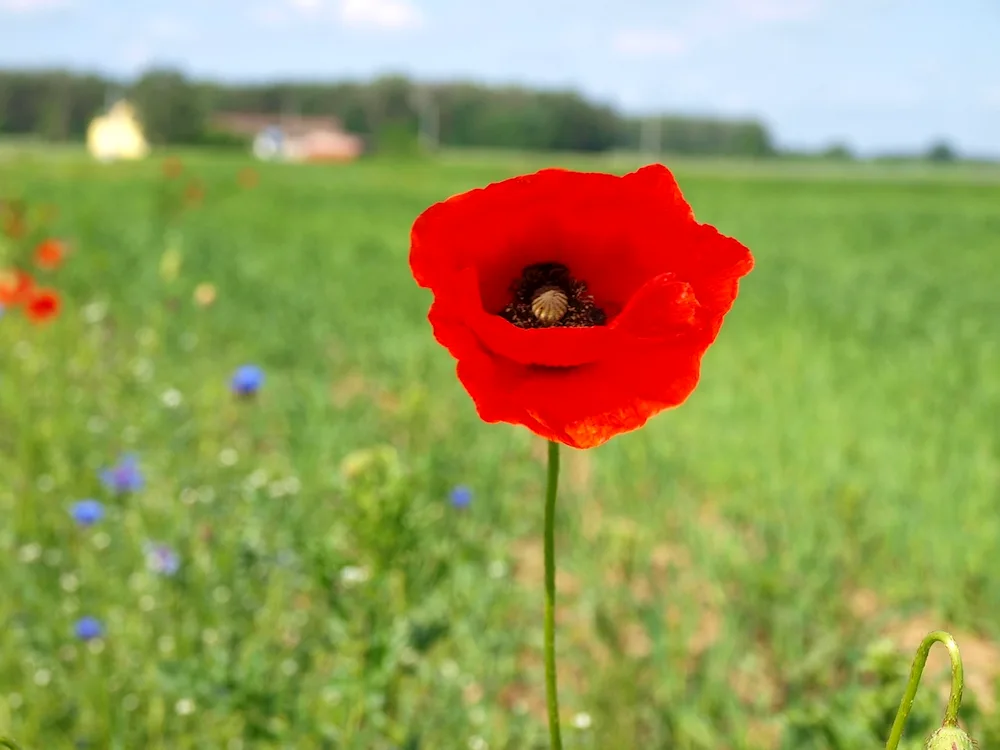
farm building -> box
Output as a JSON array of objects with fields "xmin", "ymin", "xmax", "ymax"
[
  {"xmin": 210, "ymin": 113, "xmax": 364, "ymax": 163},
  {"xmin": 86, "ymin": 100, "xmax": 150, "ymax": 162}
]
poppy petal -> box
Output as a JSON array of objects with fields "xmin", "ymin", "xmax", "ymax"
[
  {"xmin": 410, "ymin": 164, "xmax": 698, "ymax": 313},
  {"xmin": 449, "ymin": 331, "xmax": 703, "ymax": 449},
  {"xmin": 611, "ymin": 274, "xmax": 700, "ymax": 340},
  {"xmin": 25, "ymin": 287, "xmax": 60, "ymax": 322}
]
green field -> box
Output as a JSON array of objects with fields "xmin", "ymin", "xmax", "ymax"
[{"xmin": 1, "ymin": 149, "xmax": 999, "ymax": 749}]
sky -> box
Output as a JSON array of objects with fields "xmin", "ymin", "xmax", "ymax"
[{"xmin": 1, "ymin": 0, "xmax": 998, "ymax": 156}]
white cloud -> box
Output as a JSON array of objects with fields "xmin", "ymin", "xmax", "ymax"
[
  {"xmin": 288, "ymin": 0, "xmax": 324, "ymax": 15},
  {"xmin": 611, "ymin": 0, "xmax": 823, "ymax": 59},
  {"xmin": 337, "ymin": 0, "xmax": 423, "ymax": 30},
  {"xmin": 611, "ymin": 29, "xmax": 687, "ymax": 59},
  {"xmin": 0, "ymin": 0, "xmax": 71, "ymax": 12},
  {"xmin": 263, "ymin": 0, "xmax": 423, "ymax": 31},
  {"xmin": 249, "ymin": 4, "xmax": 291, "ymax": 26},
  {"xmin": 730, "ymin": 0, "xmax": 824, "ymax": 22}
]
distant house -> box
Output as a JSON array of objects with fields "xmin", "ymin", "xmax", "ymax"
[
  {"xmin": 86, "ymin": 101, "xmax": 150, "ymax": 162},
  {"xmin": 210, "ymin": 113, "xmax": 364, "ymax": 163},
  {"xmin": 252, "ymin": 126, "xmax": 285, "ymax": 161}
]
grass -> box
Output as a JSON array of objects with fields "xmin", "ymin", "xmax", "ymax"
[{"xmin": 1, "ymin": 146, "xmax": 999, "ymax": 749}]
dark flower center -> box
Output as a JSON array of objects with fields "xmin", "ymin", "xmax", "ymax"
[{"xmin": 499, "ymin": 262, "xmax": 607, "ymax": 329}]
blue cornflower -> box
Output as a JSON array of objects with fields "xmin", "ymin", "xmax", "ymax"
[
  {"xmin": 70, "ymin": 499, "xmax": 104, "ymax": 526},
  {"xmin": 450, "ymin": 485, "xmax": 473, "ymax": 509},
  {"xmin": 74, "ymin": 616, "xmax": 103, "ymax": 641},
  {"xmin": 144, "ymin": 542, "xmax": 180, "ymax": 576},
  {"xmin": 99, "ymin": 453, "xmax": 144, "ymax": 494},
  {"xmin": 231, "ymin": 364, "xmax": 264, "ymax": 396}
]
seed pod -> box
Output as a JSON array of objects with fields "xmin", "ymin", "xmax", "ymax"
[
  {"xmin": 925, "ymin": 725, "xmax": 977, "ymax": 750},
  {"xmin": 531, "ymin": 287, "xmax": 568, "ymax": 325}
]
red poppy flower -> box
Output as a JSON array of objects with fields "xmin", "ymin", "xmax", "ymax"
[
  {"xmin": 34, "ymin": 238, "xmax": 66, "ymax": 270},
  {"xmin": 25, "ymin": 287, "xmax": 60, "ymax": 323},
  {"xmin": 0, "ymin": 268, "xmax": 34, "ymax": 307},
  {"xmin": 409, "ymin": 164, "xmax": 754, "ymax": 449}
]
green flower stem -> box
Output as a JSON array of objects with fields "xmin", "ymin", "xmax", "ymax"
[
  {"xmin": 885, "ymin": 630, "xmax": 965, "ymax": 750},
  {"xmin": 544, "ymin": 440, "xmax": 563, "ymax": 750}
]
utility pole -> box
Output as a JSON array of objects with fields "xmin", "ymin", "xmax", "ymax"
[
  {"xmin": 104, "ymin": 85, "xmax": 118, "ymax": 110},
  {"xmin": 280, "ymin": 88, "xmax": 300, "ymax": 127},
  {"xmin": 640, "ymin": 115, "xmax": 661, "ymax": 159},
  {"xmin": 409, "ymin": 85, "xmax": 439, "ymax": 153}
]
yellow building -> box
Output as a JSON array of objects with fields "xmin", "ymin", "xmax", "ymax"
[{"xmin": 86, "ymin": 101, "xmax": 150, "ymax": 162}]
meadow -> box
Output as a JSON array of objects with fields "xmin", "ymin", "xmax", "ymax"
[{"xmin": 1, "ymin": 147, "xmax": 999, "ymax": 749}]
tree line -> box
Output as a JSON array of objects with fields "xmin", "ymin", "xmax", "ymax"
[{"xmin": 0, "ymin": 68, "xmax": 776, "ymax": 156}]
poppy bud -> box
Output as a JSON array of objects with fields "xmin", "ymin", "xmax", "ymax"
[
  {"xmin": 924, "ymin": 725, "xmax": 977, "ymax": 750},
  {"xmin": 159, "ymin": 246, "xmax": 182, "ymax": 282}
]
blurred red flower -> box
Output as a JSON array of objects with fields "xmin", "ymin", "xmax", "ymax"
[
  {"xmin": 0, "ymin": 268, "xmax": 34, "ymax": 307},
  {"xmin": 162, "ymin": 156, "xmax": 184, "ymax": 179},
  {"xmin": 409, "ymin": 164, "xmax": 754, "ymax": 449},
  {"xmin": 184, "ymin": 180, "xmax": 205, "ymax": 207},
  {"xmin": 25, "ymin": 287, "xmax": 60, "ymax": 323},
  {"xmin": 34, "ymin": 238, "xmax": 66, "ymax": 269},
  {"xmin": 1, "ymin": 199, "xmax": 27, "ymax": 239},
  {"xmin": 238, "ymin": 167, "xmax": 259, "ymax": 189}
]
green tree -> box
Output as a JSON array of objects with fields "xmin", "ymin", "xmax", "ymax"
[
  {"xmin": 0, "ymin": 67, "xmax": 781, "ymax": 156},
  {"xmin": 926, "ymin": 140, "xmax": 957, "ymax": 162},
  {"xmin": 821, "ymin": 142, "xmax": 854, "ymax": 160},
  {"xmin": 130, "ymin": 68, "xmax": 207, "ymax": 144},
  {"xmin": 38, "ymin": 72, "xmax": 71, "ymax": 141}
]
